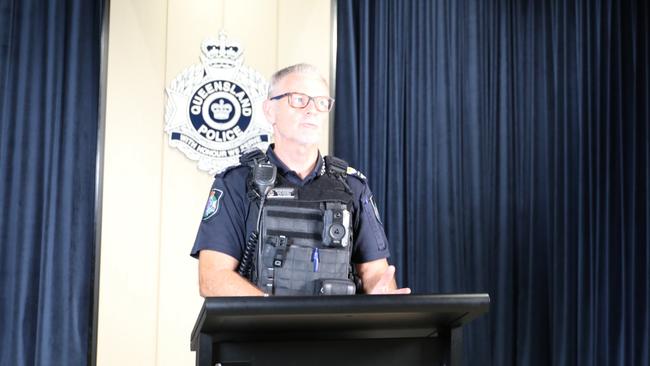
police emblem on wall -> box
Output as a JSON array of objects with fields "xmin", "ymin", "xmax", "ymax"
[{"xmin": 165, "ymin": 32, "xmax": 272, "ymax": 174}]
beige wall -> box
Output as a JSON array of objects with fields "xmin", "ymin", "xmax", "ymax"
[{"xmin": 97, "ymin": 1, "xmax": 332, "ymax": 365}]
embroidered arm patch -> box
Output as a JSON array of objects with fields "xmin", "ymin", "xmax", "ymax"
[{"xmin": 202, "ymin": 188, "xmax": 223, "ymax": 220}]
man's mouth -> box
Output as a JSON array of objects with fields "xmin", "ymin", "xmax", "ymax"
[{"xmin": 300, "ymin": 122, "xmax": 319, "ymax": 129}]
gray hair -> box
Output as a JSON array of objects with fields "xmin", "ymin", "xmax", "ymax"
[{"xmin": 267, "ymin": 63, "xmax": 328, "ymax": 97}]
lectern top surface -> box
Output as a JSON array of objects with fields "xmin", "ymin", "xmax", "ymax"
[{"xmin": 191, "ymin": 293, "xmax": 489, "ymax": 347}]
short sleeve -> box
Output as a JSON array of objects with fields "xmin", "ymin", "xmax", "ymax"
[
  {"xmin": 190, "ymin": 169, "xmax": 249, "ymax": 260},
  {"xmin": 350, "ymin": 180, "xmax": 391, "ymax": 263}
]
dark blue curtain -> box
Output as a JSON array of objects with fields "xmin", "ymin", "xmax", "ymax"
[
  {"xmin": 0, "ymin": 0, "xmax": 104, "ymax": 365},
  {"xmin": 335, "ymin": 0, "xmax": 648, "ymax": 365}
]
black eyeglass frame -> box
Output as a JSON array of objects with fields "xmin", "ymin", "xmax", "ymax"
[{"xmin": 269, "ymin": 92, "xmax": 335, "ymax": 112}]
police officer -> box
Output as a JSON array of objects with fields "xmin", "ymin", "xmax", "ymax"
[{"xmin": 191, "ymin": 63, "xmax": 410, "ymax": 297}]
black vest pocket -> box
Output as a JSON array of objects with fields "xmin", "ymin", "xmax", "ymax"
[{"xmin": 259, "ymin": 245, "xmax": 352, "ymax": 295}]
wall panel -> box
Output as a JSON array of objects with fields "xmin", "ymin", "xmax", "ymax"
[
  {"xmin": 97, "ymin": 0, "xmax": 169, "ymax": 364},
  {"xmin": 99, "ymin": 0, "xmax": 331, "ymax": 364}
]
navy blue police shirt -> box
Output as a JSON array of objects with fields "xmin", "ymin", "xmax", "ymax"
[{"xmin": 190, "ymin": 147, "xmax": 391, "ymax": 264}]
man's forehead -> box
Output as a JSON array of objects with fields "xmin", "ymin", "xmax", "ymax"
[{"xmin": 276, "ymin": 72, "xmax": 329, "ymax": 93}]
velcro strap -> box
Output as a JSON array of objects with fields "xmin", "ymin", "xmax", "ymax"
[
  {"xmin": 267, "ymin": 230, "xmax": 322, "ymax": 241},
  {"xmin": 267, "ymin": 211, "xmax": 322, "ymax": 221}
]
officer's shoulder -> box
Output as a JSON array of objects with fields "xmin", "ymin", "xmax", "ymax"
[
  {"xmin": 214, "ymin": 148, "xmax": 264, "ymax": 180},
  {"xmin": 345, "ymin": 166, "xmax": 367, "ymax": 182},
  {"xmin": 214, "ymin": 163, "xmax": 250, "ymax": 182},
  {"xmin": 323, "ymin": 155, "xmax": 364, "ymax": 180}
]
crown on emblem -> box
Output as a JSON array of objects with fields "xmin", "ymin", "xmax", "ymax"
[
  {"xmin": 211, "ymin": 99, "xmax": 233, "ymax": 120},
  {"xmin": 201, "ymin": 31, "xmax": 244, "ymax": 69}
]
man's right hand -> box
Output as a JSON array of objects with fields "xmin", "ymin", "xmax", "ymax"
[
  {"xmin": 356, "ymin": 259, "xmax": 411, "ymax": 295},
  {"xmin": 366, "ymin": 265, "xmax": 412, "ymax": 295}
]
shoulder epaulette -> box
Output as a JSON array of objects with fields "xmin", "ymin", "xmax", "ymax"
[
  {"xmin": 346, "ymin": 166, "xmax": 367, "ymax": 181},
  {"xmin": 214, "ymin": 163, "xmax": 246, "ymax": 178}
]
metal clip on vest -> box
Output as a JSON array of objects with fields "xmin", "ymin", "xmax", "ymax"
[{"xmin": 272, "ymin": 235, "xmax": 288, "ymax": 268}]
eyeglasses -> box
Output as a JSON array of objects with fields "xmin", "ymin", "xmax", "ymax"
[{"xmin": 269, "ymin": 92, "xmax": 335, "ymax": 112}]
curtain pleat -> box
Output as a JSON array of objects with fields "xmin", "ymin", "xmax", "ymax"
[
  {"xmin": 335, "ymin": 0, "xmax": 648, "ymax": 365},
  {"xmin": 0, "ymin": 0, "xmax": 103, "ymax": 365}
]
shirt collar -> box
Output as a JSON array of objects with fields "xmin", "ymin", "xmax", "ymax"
[{"xmin": 266, "ymin": 144, "xmax": 324, "ymax": 186}]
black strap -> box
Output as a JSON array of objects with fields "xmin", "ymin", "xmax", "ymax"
[
  {"xmin": 239, "ymin": 148, "xmax": 267, "ymax": 165},
  {"xmin": 267, "ymin": 211, "xmax": 322, "ymax": 221},
  {"xmin": 323, "ymin": 156, "xmax": 352, "ymax": 194},
  {"xmin": 324, "ymin": 156, "xmax": 349, "ymax": 176}
]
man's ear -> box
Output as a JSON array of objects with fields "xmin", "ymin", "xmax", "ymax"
[{"xmin": 262, "ymin": 99, "xmax": 275, "ymax": 125}]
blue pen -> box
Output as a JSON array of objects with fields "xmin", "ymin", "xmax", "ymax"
[{"xmin": 311, "ymin": 248, "xmax": 319, "ymax": 272}]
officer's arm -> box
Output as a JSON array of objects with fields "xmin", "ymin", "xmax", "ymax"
[
  {"xmin": 356, "ymin": 258, "xmax": 411, "ymax": 295},
  {"xmin": 198, "ymin": 250, "xmax": 265, "ymax": 297}
]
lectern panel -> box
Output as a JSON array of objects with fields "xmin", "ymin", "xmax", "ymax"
[{"xmin": 191, "ymin": 294, "xmax": 489, "ymax": 366}]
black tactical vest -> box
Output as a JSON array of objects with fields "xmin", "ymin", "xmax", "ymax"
[{"xmin": 244, "ymin": 153, "xmax": 357, "ymax": 296}]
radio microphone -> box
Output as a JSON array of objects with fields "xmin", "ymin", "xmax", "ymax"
[{"xmin": 253, "ymin": 162, "xmax": 277, "ymax": 198}]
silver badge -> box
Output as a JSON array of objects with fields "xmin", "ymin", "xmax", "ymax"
[
  {"xmin": 165, "ymin": 31, "xmax": 272, "ymax": 174},
  {"xmin": 267, "ymin": 187, "xmax": 297, "ymax": 199}
]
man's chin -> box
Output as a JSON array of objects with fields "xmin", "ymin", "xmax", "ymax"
[{"xmin": 293, "ymin": 133, "xmax": 321, "ymax": 146}]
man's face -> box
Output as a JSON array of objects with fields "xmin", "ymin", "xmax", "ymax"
[{"xmin": 263, "ymin": 72, "xmax": 330, "ymax": 147}]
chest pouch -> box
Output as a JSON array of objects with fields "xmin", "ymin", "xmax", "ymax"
[{"xmin": 255, "ymin": 197, "xmax": 355, "ymax": 296}]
